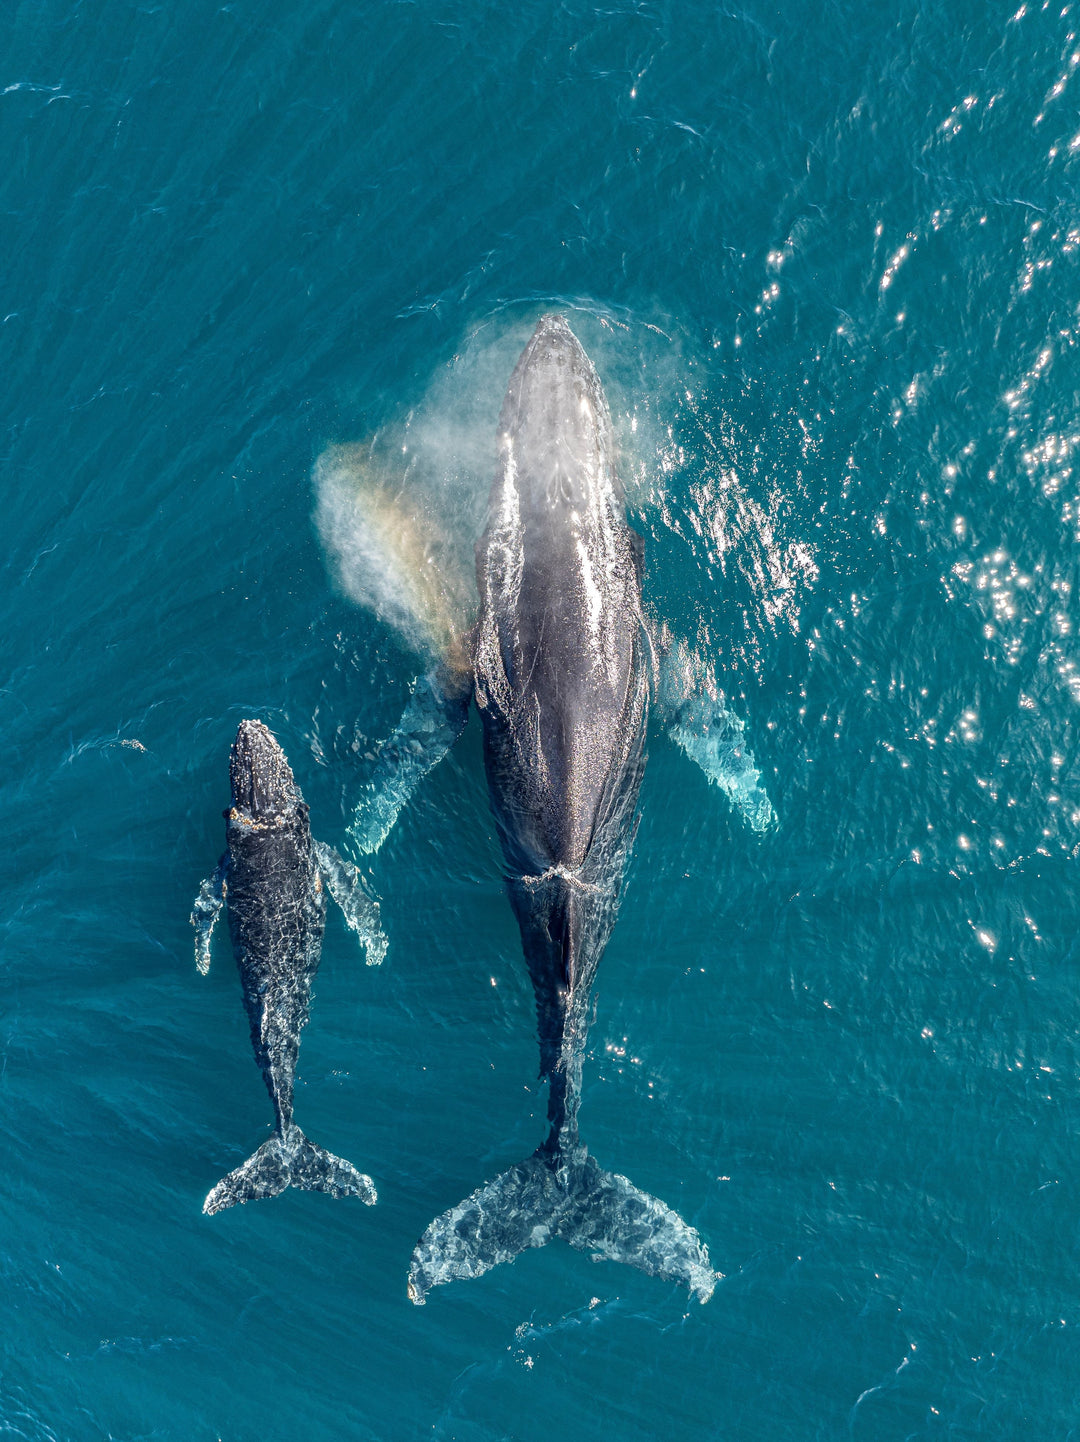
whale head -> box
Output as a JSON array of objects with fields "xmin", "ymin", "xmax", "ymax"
[
  {"xmin": 497, "ymin": 313, "xmax": 619, "ymax": 517},
  {"xmin": 228, "ymin": 720, "xmax": 300, "ymax": 824}
]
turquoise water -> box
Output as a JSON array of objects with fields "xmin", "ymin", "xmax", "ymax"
[{"xmin": 5, "ymin": 0, "xmax": 1080, "ymax": 1436}]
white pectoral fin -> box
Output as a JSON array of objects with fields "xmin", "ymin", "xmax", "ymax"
[
  {"xmin": 314, "ymin": 841, "xmax": 388, "ymax": 966},
  {"xmin": 656, "ymin": 638, "xmax": 775, "ymax": 833},
  {"xmin": 668, "ymin": 698, "xmax": 775, "ymax": 832},
  {"xmin": 348, "ymin": 669, "xmax": 471, "ymax": 856},
  {"xmin": 191, "ymin": 855, "xmax": 227, "ymax": 975}
]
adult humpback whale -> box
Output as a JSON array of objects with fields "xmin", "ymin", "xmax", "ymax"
[
  {"xmin": 192, "ymin": 720, "xmax": 386, "ymax": 1215},
  {"xmin": 404, "ymin": 314, "xmax": 717, "ymax": 1304},
  {"xmin": 335, "ymin": 315, "xmax": 729, "ymax": 1300}
]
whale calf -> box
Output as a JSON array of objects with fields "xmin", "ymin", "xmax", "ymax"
[
  {"xmin": 192, "ymin": 719, "xmax": 386, "ymax": 1215},
  {"xmin": 347, "ymin": 316, "xmax": 717, "ymax": 1301}
]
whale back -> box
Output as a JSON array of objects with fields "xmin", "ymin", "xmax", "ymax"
[
  {"xmin": 475, "ymin": 315, "xmax": 647, "ymax": 874},
  {"xmin": 224, "ymin": 722, "xmax": 324, "ymax": 1126}
]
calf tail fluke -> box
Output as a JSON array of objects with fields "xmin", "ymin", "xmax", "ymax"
[
  {"xmin": 406, "ymin": 1148, "xmax": 715, "ymax": 1304},
  {"xmin": 203, "ymin": 1125, "xmax": 376, "ymax": 1215}
]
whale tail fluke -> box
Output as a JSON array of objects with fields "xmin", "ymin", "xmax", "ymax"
[
  {"xmin": 203, "ymin": 1126, "xmax": 377, "ymax": 1216},
  {"xmin": 407, "ymin": 1149, "xmax": 716, "ymax": 1304}
]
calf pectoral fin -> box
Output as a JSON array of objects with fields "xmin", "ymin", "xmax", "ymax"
[
  {"xmin": 348, "ymin": 668, "xmax": 471, "ymax": 855},
  {"xmin": 313, "ymin": 841, "xmax": 388, "ymax": 966},
  {"xmin": 191, "ymin": 855, "xmax": 227, "ymax": 975}
]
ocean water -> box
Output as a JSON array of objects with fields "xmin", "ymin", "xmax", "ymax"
[{"xmin": 4, "ymin": 0, "xmax": 1080, "ymax": 1436}]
